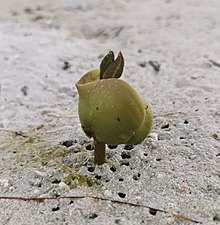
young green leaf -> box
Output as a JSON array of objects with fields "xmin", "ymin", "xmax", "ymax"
[
  {"xmin": 100, "ymin": 51, "xmax": 115, "ymax": 79},
  {"xmin": 103, "ymin": 51, "xmax": 124, "ymax": 79}
]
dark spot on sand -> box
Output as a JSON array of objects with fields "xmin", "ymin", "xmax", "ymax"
[
  {"xmin": 118, "ymin": 192, "xmax": 126, "ymax": 198},
  {"xmin": 149, "ymin": 60, "xmax": 160, "ymax": 72},
  {"xmin": 63, "ymin": 61, "xmax": 71, "ymax": 70},
  {"xmin": 88, "ymin": 213, "xmax": 98, "ymax": 219},
  {"xmin": 21, "ymin": 86, "xmax": 28, "ymax": 96},
  {"xmin": 86, "ymin": 144, "xmax": 94, "ymax": 151},
  {"xmin": 108, "ymin": 145, "xmax": 117, "ymax": 149},
  {"xmin": 61, "ymin": 140, "xmax": 74, "ymax": 148},
  {"xmin": 161, "ymin": 123, "xmax": 169, "ymax": 129},
  {"xmin": 139, "ymin": 62, "xmax": 146, "ymax": 68},
  {"xmin": 149, "ymin": 208, "xmax": 157, "ymax": 215}
]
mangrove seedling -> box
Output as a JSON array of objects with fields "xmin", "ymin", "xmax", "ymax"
[{"xmin": 76, "ymin": 51, "xmax": 153, "ymax": 165}]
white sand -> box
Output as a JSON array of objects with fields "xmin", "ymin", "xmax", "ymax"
[{"xmin": 0, "ymin": 0, "xmax": 220, "ymax": 224}]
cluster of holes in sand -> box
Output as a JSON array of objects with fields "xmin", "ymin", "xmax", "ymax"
[
  {"xmin": 48, "ymin": 141, "xmax": 160, "ymax": 219},
  {"xmin": 49, "ymin": 118, "xmax": 220, "ymax": 221},
  {"xmin": 57, "ymin": 118, "xmax": 214, "ymax": 215},
  {"xmin": 85, "ymin": 144, "xmax": 139, "ymax": 191},
  {"xmin": 61, "ymin": 140, "xmax": 146, "ymax": 200},
  {"xmin": 59, "ymin": 119, "xmax": 193, "ymax": 193},
  {"xmin": 158, "ymin": 119, "xmax": 190, "ymax": 139}
]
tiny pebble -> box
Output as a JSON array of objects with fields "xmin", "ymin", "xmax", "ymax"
[
  {"xmin": 35, "ymin": 170, "xmax": 47, "ymax": 177},
  {"xmin": 148, "ymin": 133, "xmax": 158, "ymax": 141},
  {"xmin": 59, "ymin": 181, "xmax": 70, "ymax": 191},
  {"xmin": 0, "ymin": 179, "xmax": 9, "ymax": 188},
  {"xmin": 103, "ymin": 190, "xmax": 113, "ymax": 198},
  {"xmin": 134, "ymin": 196, "xmax": 142, "ymax": 201},
  {"xmin": 150, "ymin": 140, "xmax": 158, "ymax": 149},
  {"xmin": 165, "ymin": 216, "xmax": 175, "ymax": 224}
]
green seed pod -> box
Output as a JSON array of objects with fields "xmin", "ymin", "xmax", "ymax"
[
  {"xmin": 76, "ymin": 51, "xmax": 153, "ymax": 164},
  {"xmin": 76, "ymin": 70, "xmax": 152, "ymax": 145}
]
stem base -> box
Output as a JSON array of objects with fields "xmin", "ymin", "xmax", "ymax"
[{"xmin": 94, "ymin": 140, "xmax": 106, "ymax": 165}]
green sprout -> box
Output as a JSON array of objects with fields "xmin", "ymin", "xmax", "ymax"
[{"xmin": 76, "ymin": 51, "xmax": 153, "ymax": 165}]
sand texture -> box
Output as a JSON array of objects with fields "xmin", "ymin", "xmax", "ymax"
[{"xmin": 0, "ymin": 0, "xmax": 219, "ymax": 224}]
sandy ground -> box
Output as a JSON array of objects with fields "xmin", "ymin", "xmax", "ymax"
[{"xmin": 0, "ymin": 0, "xmax": 220, "ymax": 224}]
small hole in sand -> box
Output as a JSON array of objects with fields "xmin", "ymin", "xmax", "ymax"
[
  {"xmin": 95, "ymin": 175, "xmax": 102, "ymax": 180},
  {"xmin": 149, "ymin": 208, "xmax": 157, "ymax": 216},
  {"xmin": 52, "ymin": 206, "xmax": 60, "ymax": 212},
  {"xmin": 88, "ymin": 213, "xmax": 98, "ymax": 219},
  {"xmin": 133, "ymin": 173, "xmax": 141, "ymax": 181},
  {"xmin": 118, "ymin": 192, "xmax": 126, "ymax": 198},
  {"xmin": 61, "ymin": 140, "xmax": 74, "ymax": 148},
  {"xmin": 108, "ymin": 145, "xmax": 117, "ymax": 149},
  {"xmin": 110, "ymin": 166, "xmax": 117, "ymax": 172},
  {"xmin": 87, "ymin": 167, "xmax": 95, "ymax": 172},
  {"xmin": 86, "ymin": 144, "xmax": 94, "ymax": 151},
  {"xmin": 121, "ymin": 152, "xmax": 131, "ymax": 159}
]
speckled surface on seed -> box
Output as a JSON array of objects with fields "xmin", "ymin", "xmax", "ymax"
[{"xmin": 0, "ymin": 0, "xmax": 220, "ymax": 225}]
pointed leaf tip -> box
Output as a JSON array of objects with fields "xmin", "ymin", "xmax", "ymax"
[{"xmin": 100, "ymin": 50, "xmax": 115, "ymax": 79}]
